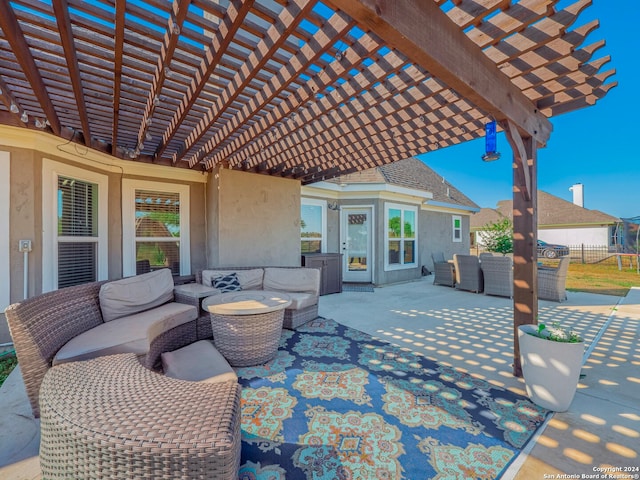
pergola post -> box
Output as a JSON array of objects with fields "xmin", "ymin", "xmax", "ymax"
[{"xmin": 506, "ymin": 125, "xmax": 538, "ymax": 377}]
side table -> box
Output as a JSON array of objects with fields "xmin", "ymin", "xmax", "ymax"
[
  {"xmin": 202, "ymin": 291, "xmax": 291, "ymax": 367},
  {"xmin": 174, "ymin": 283, "xmax": 218, "ymax": 339}
]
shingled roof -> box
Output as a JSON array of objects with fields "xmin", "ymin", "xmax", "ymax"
[
  {"xmin": 331, "ymin": 157, "xmax": 479, "ymax": 210},
  {"xmin": 471, "ymin": 190, "xmax": 620, "ymax": 229}
]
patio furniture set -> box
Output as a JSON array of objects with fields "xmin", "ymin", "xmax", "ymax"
[
  {"xmin": 432, "ymin": 252, "xmax": 570, "ymax": 301},
  {"xmin": 5, "ymin": 265, "xmax": 321, "ymax": 479}
]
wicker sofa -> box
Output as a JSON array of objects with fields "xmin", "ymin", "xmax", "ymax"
[
  {"xmin": 189, "ymin": 266, "xmax": 321, "ymax": 331},
  {"xmin": 4, "ymin": 268, "xmax": 200, "ymax": 418},
  {"xmin": 39, "ymin": 353, "xmax": 241, "ymax": 480}
]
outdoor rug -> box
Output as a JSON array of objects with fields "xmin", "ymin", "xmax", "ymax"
[{"xmin": 237, "ymin": 318, "xmax": 548, "ymax": 479}]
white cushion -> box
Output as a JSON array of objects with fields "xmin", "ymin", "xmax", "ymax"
[
  {"xmin": 161, "ymin": 340, "xmax": 237, "ymax": 383},
  {"xmin": 202, "ymin": 268, "xmax": 264, "ymax": 290},
  {"xmin": 263, "ymin": 267, "xmax": 320, "ymax": 296},
  {"xmin": 100, "ymin": 269, "xmax": 174, "ymax": 322},
  {"xmin": 53, "ymin": 302, "xmax": 197, "ymax": 365}
]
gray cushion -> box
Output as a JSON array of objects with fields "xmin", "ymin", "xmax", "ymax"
[
  {"xmin": 162, "ymin": 340, "xmax": 237, "ymax": 383},
  {"xmin": 53, "ymin": 302, "xmax": 197, "ymax": 365},
  {"xmin": 100, "ymin": 269, "xmax": 174, "ymax": 322},
  {"xmin": 263, "ymin": 267, "xmax": 320, "ymax": 296},
  {"xmin": 285, "ymin": 292, "xmax": 318, "ymax": 310}
]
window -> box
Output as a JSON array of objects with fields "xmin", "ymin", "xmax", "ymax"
[
  {"xmin": 452, "ymin": 215, "xmax": 462, "ymax": 243},
  {"xmin": 123, "ymin": 180, "xmax": 190, "ymax": 277},
  {"xmin": 42, "ymin": 160, "xmax": 108, "ymax": 292},
  {"xmin": 385, "ymin": 203, "xmax": 417, "ymax": 269},
  {"xmin": 301, "ymin": 198, "xmax": 327, "ymax": 253}
]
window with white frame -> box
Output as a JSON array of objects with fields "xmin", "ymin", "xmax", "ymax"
[
  {"xmin": 122, "ymin": 180, "xmax": 190, "ymax": 277},
  {"xmin": 42, "ymin": 160, "xmax": 108, "ymax": 292},
  {"xmin": 452, "ymin": 215, "xmax": 462, "ymax": 242},
  {"xmin": 385, "ymin": 203, "xmax": 417, "ymax": 269},
  {"xmin": 301, "ymin": 198, "xmax": 327, "ymax": 253}
]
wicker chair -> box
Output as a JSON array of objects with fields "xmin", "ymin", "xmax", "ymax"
[
  {"xmin": 481, "ymin": 255, "xmax": 513, "ymax": 298},
  {"xmin": 453, "ymin": 254, "xmax": 484, "ymax": 293},
  {"xmin": 4, "ymin": 278, "xmax": 198, "ymax": 418},
  {"xmin": 538, "ymin": 257, "xmax": 570, "ymax": 302},
  {"xmin": 40, "ymin": 353, "xmax": 241, "ymax": 479},
  {"xmin": 479, "ymin": 252, "xmax": 494, "ymax": 262},
  {"xmin": 431, "ymin": 252, "xmax": 455, "ymax": 287}
]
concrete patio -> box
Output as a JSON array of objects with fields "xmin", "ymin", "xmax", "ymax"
[{"xmin": 1, "ymin": 278, "xmax": 638, "ymax": 479}]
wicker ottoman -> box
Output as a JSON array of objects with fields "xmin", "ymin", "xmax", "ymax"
[
  {"xmin": 39, "ymin": 353, "xmax": 241, "ymax": 480},
  {"xmin": 202, "ymin": 291, "xmax": 291, "ymax": 367}
]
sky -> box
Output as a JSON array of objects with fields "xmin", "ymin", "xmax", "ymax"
[{"xmin": 417, "ymin": 0, "xmax": 639, "ymax": 220}]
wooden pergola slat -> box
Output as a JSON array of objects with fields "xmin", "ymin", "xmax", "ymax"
[
  {"xmin": 0, "ymin": 1, "xmax": 61, "ymax": 134},
  {"xmin": 326, "ymin": 0, "xmax": 553, "ymax": 145},
  {"xmin": 51, "ymin": 0, "xmax": 92, "ymax": 144},
  {"xmin": 173, "ymin": 0, "xmax": 316, "ymax": 164}
]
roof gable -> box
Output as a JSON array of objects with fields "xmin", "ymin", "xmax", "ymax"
[
  {"xmin": 471, "ymin": 190, "xmax": 620, "ymax": 229},
  {"xmin": 331, "ymin": 157, "xmax": 479, "ymax": 210}
]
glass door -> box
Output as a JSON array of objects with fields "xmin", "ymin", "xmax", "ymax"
[{"xmin": 341, "ymin": 207, "xmax": 372, "ymax": 283}]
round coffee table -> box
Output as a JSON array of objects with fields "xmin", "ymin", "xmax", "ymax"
[{"xmin": 202, "ymin": 291, "xmax": 291, "ymax": 367}]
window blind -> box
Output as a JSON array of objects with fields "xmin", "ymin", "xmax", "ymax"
[{"xmin": 57, "ymin": 176, "xmax": 98, "ymax": 288}]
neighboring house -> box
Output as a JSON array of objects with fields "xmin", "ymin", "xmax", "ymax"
[
  {"xmin": 471, "ymin": 190, "xmax": 621, "ymax": 249},
  {"xmin": 301, "ymin": 157, "xmax": 480, "ymax": 286}
]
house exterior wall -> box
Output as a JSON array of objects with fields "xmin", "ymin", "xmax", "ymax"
[
  {"xmin": 539, "ymin": 227, "xmax": 611, "ymax": 247},
  {"xmin": 421, "ymin": 210, "xmax": 472, "ymax": 270},
  {"xmin": 306, "ymin": 185, "xmax": 474, "ymax": 286},
  {"xmin": 1, "ymin": 127, "xmax": 208, "ymax": 344},
  {"xmin": 208, "ymin": 168, "xmax": 301, "ymax": 267}
]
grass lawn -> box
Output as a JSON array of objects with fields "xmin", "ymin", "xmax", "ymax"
[
  {"xmin": 0, "ymin": 353, "xmax": 17, "ymax": 388},
  {"xmin": 566, "ymin": 262, "xmax": 640, "ymax": 297}
]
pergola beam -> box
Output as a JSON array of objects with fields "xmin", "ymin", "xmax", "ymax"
[
  {"xmin": 137, "ymin": 0, "xmax": 191, "ymax": 153},
  {"xmin": 112, "ymin": 0, "xmax": 126, "ymax": 152},
  {"xmin": 326, "ymin": 0, "xmax": 553, "ymax": 145},
  {"xmin": 0, "ymin": 1, "xmax": 61, "ymax": 135},
  {"xmin": 51, "ymin": 0, "xmax": 92, "ymax": 144}
]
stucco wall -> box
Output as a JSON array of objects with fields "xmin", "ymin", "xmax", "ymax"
[
  {"xmin": 1, "ymin": 130, "xmax": 207, "ymax": 304},
  {"xmin": 421, "ymin": 210, "xmax": 472, "ymax": 270},
  {"xmin": 8, "ymin": 148, "xmax": 40, "ymax": 302},
  {"xmin": 210, "ymin": 168, "xmax": 301, "ymax": 267}
]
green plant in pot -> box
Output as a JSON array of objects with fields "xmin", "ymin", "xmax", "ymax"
[{"xmin": 518, "ymin": 322, "xmax": 585, "ymax": 412}]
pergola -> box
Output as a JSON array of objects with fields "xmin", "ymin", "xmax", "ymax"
[{"xmin": 0, "ymin": 0, "xmax": 616, "ymax": 374}]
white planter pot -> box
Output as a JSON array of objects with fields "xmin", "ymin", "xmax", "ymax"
[{"xmin": 518, "ymin": 324, "xmax": 585, "ymax": 412}]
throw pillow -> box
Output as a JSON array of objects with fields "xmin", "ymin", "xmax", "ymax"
[{"xmin": 213, "ymin": 272, "xmax": 242, "ymax": 293}]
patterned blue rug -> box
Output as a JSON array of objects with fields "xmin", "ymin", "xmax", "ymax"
[{"xmin": 236, "ymin": 318, "xmax": 548, "ymax": 479}]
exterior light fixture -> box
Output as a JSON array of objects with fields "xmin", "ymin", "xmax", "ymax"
[
  {"xmin": 35, "ymin": 118, "xmax": 46, "ymax": 128},
  {"xmin": 10, "ymin": 103, "xmax": 19, "ymax": 113},
  {"xmin": 145, "ymin": 132, "xmax": 153, "ymax": 141},
  {"xmin": 335, "ymin": 51, "xmax": 343, "ymax": 61},
  {"xmin": 20, "ymin": 111, "xmax": 28, "ymax": 123},
  {"xmin": 153, "ymin": 96, "xmax": 160, "ymax": 106}
]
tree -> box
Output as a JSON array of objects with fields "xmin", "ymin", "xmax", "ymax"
[{"xmin": 479, "ymin": 218, "xmax": 513, "ymax": 254}]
